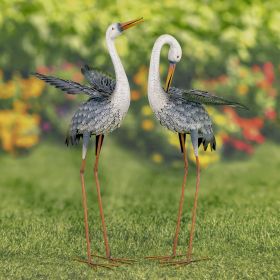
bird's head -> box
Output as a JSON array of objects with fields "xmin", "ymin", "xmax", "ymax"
[
  {"xmin": 106, "ymin": 18, "xmax": 144, "ymax": 40},
  {"xmin": 165, "ymin": 39, "xmax": 182, "ymax": 92}
]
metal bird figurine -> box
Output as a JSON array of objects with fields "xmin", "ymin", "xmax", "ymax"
[
  {"xmin": 33, "ymin": 18, "xmax": 143, "ymax": 269},
  {"xmin": 146, "ymin": 34, "xmax": 247, "ymax": 266}
]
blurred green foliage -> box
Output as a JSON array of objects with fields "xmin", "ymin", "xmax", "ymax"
[
  {"xmin": 1, "ymin": 0, "xmax": 280, "ymax": 165},
  {"xmin": 1, "ymin": 0, "xmax": 280, "ymax": 78}
]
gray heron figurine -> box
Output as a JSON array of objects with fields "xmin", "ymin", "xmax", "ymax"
[
  {"xmin": 146, "ymin": 34, "xmax": 248, "ymax": 266},
  {"xmin": 33, "ymin": 18, "xmax": 144, "ymax": 269}
]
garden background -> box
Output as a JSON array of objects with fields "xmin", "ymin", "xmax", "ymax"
[{"xmin": 0, "ymin": 1, "xmax": 279, "ymax": 279}]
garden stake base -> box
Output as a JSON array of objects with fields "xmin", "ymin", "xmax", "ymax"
[
  {"xmin": 161, "ymin": 256, "xmax": 210, "ymax": 267},
  {"xmin": 145, "ymin": 254, "xmax": 185, "ymax": 261},
  {"xmin": 74, "ymin": 257, "xmax": 117, "ymax": 269},
  {"xmin": 92, "ymin": 254, "xmax": 136, "ymax": 265}
]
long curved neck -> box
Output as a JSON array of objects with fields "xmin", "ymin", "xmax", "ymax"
[
  {"xmin": 106, "ymin": 33, "xmax": 129, "ymax": 93},
  {"xmin": 148, "ymin": 35, "xmax": 174, "ymax": 111}
]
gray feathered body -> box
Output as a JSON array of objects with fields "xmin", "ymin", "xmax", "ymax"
[
  {"xmin": 33, "ymin": 65, "xmax": 129, "ymax": 145},
  {"xmin": 149, "ymin": 86, "xmax": 248, "ymax": 151},
  {"xmin": 154, "ymin": 87, "xmax": 215, "ymax": 150},
  {"xmin": 69, "ymin": 97, "xmax": 122, "ymax": 143},
  {"xmin": 156, "ymin": 95, "xmax": 213, "ymax": 138}
]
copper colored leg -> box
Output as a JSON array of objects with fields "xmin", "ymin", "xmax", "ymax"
[
  {"xmin": 80, "ymin": 159, "xmax": 92, "ymax": 263},
  {"xmin": 146, "ymin": 133, "xmax": 188, "ymax": 261},
  {"xmin": 76, "ymin": 159, "xmax": 111, "ymax": 269},
  {"xmin": 172, "ymin": 133, "xmax": 188, "ymax": 256},
  {"xmin": 162, "ymin": 156, "xmax": 209, "ymax": 266},
  {"xmin": 186, "ymin": 156, "xmax": 200, "ymax": 261},
  {"xmin": 93, "ymin": 135, "xmax": 135, "ymax": 265},
  {"xmin": 94, "ymin": 135, "xmax": 111, "ymax": 259}
]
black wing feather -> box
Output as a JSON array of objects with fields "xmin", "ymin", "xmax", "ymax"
[
  {"xmin": 169, "ymin": 87, "xmax": 248, "ymax": 110},
  {"xmin": 33, "ymin": 73, "xmax": 97, "ymax": 96},
  {"xmin": 81, "ymin": 64, "xmax": 116, "ymax": 94}
]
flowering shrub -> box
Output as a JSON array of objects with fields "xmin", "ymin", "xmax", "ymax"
[
  {"xmin": 35, "ymin": 63, "xmax": 83, "ymax": 135},
  {"xmin": 0, "ymin": 60, "xmax": 279, "ymax": 168},
  {"xmin": 0, "ymin": 63, "xmax": 83, "ymax": 154},
  {"xmin": 0, "ymin": 71, "xmax": 43, "ymax": 153},
  {"xmin": 193, "ymin": 59, "xmax": 278, "ymax": 160}
]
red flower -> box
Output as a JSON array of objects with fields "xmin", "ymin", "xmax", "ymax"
[
  {"xmin": 257, "ymin": 79, "xmax": 270, "ymax": 90},
  {"xmin": 62, "ymin": 62, "xmax": 74, "ymax": 70},
  {"xmin": 36, "ymin": 66, "xmax": 50, "ymax": 74},
  {"xmin": 224, "ymin": 108, "xmax": 265, "ymax": 143},
  {"xmin": 252, "ymin": 65, "xmax": 261, "ymax": 72},
  {"xmin": 268, "ymin": 88, "xmax": 277, "ymax": 98},
  {"xmin": 72, "ymin": 72, "xmax": 83, "ymax": 83},
  {"xmin": 243, "ymin": 128, "xmax": 265, "ymax": 143},
  {"xmin": 263, "ymin": 62, "xmax": 275, "ymax": 85},
  {"xmin": 217, "ymin": 75, "xmax": 228, "ymax": 84},
  {"xmin": 265, "ymin": 109, "xmax": 277, "ymax": 120},
  {"xmin": 229, "ymin": 138, "xmax": 254, "ymax": 154}
]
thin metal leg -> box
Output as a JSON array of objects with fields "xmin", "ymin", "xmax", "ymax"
[
  {"xmin": 76, "ymin": 134, "xmax": 113, "ymax": 269},
  {"xmin": 92, "ymin": 135, "xmax": 135, "ymax": 265},
  {"xmin": 146, "ymin": 133, "xmax": 188, "ymax": 261},
  {"xmin": 80, "ymin": 159, "xmax": 92, "ymax": 263},
  {"xmin": 161, "ymin": 155, "xmax": 208, "ymax": 266},
  {"xmin": 172, "ymin": 133, "xmax": 188, "ymax": 256},
  {"xmin": 161, "ymin": 132, "xmax": 208, "ymax": 266},
  {"xmin": 94, "ymin": 135, "xmax": 111, "ymax": 258},
  {"xmin": 186, "ymin": 156, "xmax": 200, "ymax": 261}
]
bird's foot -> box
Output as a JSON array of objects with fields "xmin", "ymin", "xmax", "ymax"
[
  {"xmin": 92, "ymin": 254, "xmax": 136, "ymax": 265},
  {"xmin": 74, "ymin": 257, "xmax": 117, "ymax": 269},
  {"xmin": 161, "ymin": 256, "xmax": 210, "ymax": 266},
  {"xmin": 145, "ymin": 253, "xmax": 185, "ymax": 262}
]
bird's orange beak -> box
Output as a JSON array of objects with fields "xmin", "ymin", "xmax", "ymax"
[
  {"xmin": 120, "ymin": 17, "xmax": 144, "ymax": 31},
  {"xmin": 165, "ymin": 63, "xmax": 176, "ymax": 92}
]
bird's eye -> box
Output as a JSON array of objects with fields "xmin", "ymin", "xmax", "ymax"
[
  {"xmin": 112, "ymin": 27, "xmax": 114, "ymax": 30},
  {"xmin": 177, "ymin": 56, "xmax": 179, "ymax": 58}
]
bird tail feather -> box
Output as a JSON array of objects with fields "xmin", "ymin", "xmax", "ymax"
[
  {"xmin": 198, "ymin": 135, "xmax": 216, "ymax": 151},
  {"xmin": 65, "ymin": 132, "xmax": 82, "ymax": 146}
]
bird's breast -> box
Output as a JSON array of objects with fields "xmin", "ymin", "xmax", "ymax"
[
  {"xmin": 111, "ymin": 88, "xmax": 130, "ymax": 116},
  {"xmin": 148, "ymin": 85, "xmax": 168, "ymax": 114}
]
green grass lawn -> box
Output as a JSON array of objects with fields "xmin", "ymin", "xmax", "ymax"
[{"xmin": 0, "ymin": 140, "xmax": 279, "ymax": 279}]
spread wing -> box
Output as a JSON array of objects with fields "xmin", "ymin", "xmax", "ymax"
[
  {"xmin": 169, "ymin": 87, "xmax": 248, "ymax": 110},
  {"xmin": 81, "ymin": 64, "xmax": 116, "ymax": 95},
  {"xmin": 33, "ymin": 73, "xmax": 107, "ymax": 98}
]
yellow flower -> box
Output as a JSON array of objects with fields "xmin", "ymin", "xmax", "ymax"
[
  {"xmin": 1, "ymin": 129, "xmax": 13, "ymax": 152},
  {"xmin": 131, "ymin": 90, "xmax": 141, "ymax": 101},
  {"xmin": 14, "ymin": 113, "xmax": 40, "ymax": 149},
  {"xmin": 141, "ymin": 105, "xmax": 152, "ymax": 116},
  {"xmin": 189, "ymin": 149, "xmax": 220, "ymax": 168},
  {"xmin": 0, "ymin": 110, "xmax": 40, "ymax": 152},
  {"xmin": 13, "ymin": 100, "xmax": 28, "ymax": 113},
  {"xmin": 213, "ymin": 114, "xmax": 227, "ymax": 126},
  {"xmin": 239, "ymin": 68, "xmax": 249, "ymax": 78},
  {"xmin": 141, "ymin": 119, "xmax": 154, "ymax": 131},
  {"xmin": 237, "ymin": 84, "xmax": 249, "ymax": 96},
  {"xmin": 152, "ymin": 153, "xmax": 163, "ymax": 163},
  {"xmin": 0, "ymin": 110, "xmax": 16, "ymax": 152},
  {"xmin": 15, "ymin": 135, "xmax": 39, "ymax": 149},
  {"xmin": 22, "ymin": 77, "xmax": 45, "ymax": 99},
  {"xmin": 133, "ymin": 66, "xmax": 148, "ymax": 91},
  {"xmin": 0, "ymin": 110, "xmax": 16, "ymax": 127},
  {"xmin": 167, "ymin": 131, "xmax": 180, "ymax": 149},
  {"xmin": 0, "ymin": 81, "xmax": 16, "ymax": 99},
  {"xmin": 206, "ymin": 106, "xmax": 215, "ymax": 115}
]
